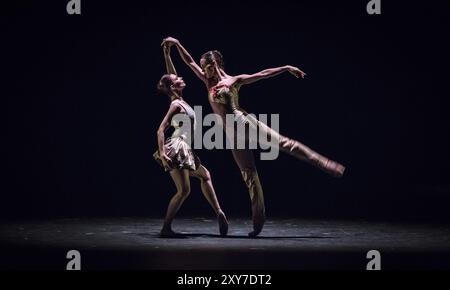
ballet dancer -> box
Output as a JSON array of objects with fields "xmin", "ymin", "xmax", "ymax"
[
  {"xmin": 154, "ymin": 42, "xmax": 229, "ymax": 238},
  {"xmin": 162, "ymin": 37, "xmax": 345, "ymax": 237}
]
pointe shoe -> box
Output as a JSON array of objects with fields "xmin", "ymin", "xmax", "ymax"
[
  {"xmin": 217, "ymin": 211, "xmax": 229, "ymax": 237},
  {"xmin": 248, "ymin": 213, "xmax": 265, "ymax": 238},
  {"xmin": 316, "ymin": 157, "xmax": 346, "ymax": 178}
]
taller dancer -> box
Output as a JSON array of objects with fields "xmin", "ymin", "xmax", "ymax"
[{"xmin": 163, "ymin": 37, "xmax": 345, "ymax": 237}]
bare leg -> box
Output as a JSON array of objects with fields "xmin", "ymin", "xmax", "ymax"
[
  {"xmin": 161, "ymin": 169, "xmax": 191, "ymax": 237},
  {"xmin": 190, "ymin": 165, "xmax": 229, "ymax": 236}
]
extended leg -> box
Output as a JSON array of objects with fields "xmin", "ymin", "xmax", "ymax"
[
  {"xmin": 279, "ymin": 135, "xmax": 345, "ymax": 177},
  {"xmin": 246, "ymin": 114, "xmax": 345, "ymax": 177}
]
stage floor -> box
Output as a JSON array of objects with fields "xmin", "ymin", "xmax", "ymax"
[{"xmin": 1, "ymin": 217, "xmax": 449, "ymax": 270}]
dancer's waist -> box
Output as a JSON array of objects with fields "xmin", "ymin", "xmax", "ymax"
[{"xmin": 169, "ymin": 131, "xmax": 191, "ymax": 142}]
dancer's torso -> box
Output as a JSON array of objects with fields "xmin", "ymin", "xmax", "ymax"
[
  {"xmin": 170, "ymin": 99, "xmax": 196, "ymax": 142},
  {"xmin": 208, "ymin": 82, "xmax": 245, "ymax": 122},
  {"xmin": 208, "ymin": 80, "xmax": 256, "ymax": 171}
]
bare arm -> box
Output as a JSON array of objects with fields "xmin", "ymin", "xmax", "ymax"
[
  {"xmin": 162, "ymin": 37, "xmax": 206, "ymax": 83},
  {"xmin": 157, "ymin": 102, "xmax": 181, "ymax": 155},
  {"xmin": 235, "ymin": 65, "xmax": 306, "ymax": 87},
  {"xmin": 163, "ymin": 44, "xmax": 177, "ymax": 75}
]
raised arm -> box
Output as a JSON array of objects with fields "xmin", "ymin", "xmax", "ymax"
[
  {"xmin": 235, "ymin": 65, "xmax": 306, "ymax": 87},
  {"xmin": 163, "ymin": 44, "xmax": 177, "ymax": 75},
  {"xmin": 162, "ymin": 37, "xmax": 206, "ymax": 83}
]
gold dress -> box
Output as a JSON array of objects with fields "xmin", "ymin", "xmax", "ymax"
[{"xmin": 153, "ymin": 99, "xmax": 200, "ymax": 171}]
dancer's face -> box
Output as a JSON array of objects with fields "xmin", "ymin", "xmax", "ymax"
[
  {"xmin": 169, "ymin": 74, "xmax": 186, "ymax": 92},
  {"xmin": 200, "ymin": 58, "xmax": 216, "ymax": 79}
]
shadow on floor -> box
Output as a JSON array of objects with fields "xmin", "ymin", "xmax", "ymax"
[{"xmin": 137, "ymin": 232, "xmax": 337, "ymax": 239}]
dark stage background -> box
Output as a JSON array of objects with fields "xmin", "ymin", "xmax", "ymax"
[{"xmin": 3, "ymin": 1, "xmax": 450, "ymax": 221}]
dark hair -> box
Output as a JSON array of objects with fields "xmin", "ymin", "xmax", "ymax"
[
  {"xmin": 200, "ymin": 50, "xmax": 225, "ymax": 69},
  {"xmin": 157, "ymin": 74, "xmax": 174, "ymax": 96}
]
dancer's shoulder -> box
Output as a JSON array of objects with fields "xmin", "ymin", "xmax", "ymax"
[{"xmin": 169, "ymin": 99, "xmax": 186, "ymax": 113}]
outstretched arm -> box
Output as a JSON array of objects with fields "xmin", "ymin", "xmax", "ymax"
[
  {"xmin": 163, "ymin": 44, "xmax": 177, "ymax": 75},
  {"xmin": 162, "ymin": 37, "xmax": 206, "ymax": 83},
  {"xmin": 235, "ymin": 65, "xmax": 306, "ymax": 87}
]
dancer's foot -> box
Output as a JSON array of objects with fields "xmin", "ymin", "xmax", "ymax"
[
  {"xmin": 333, "ymin": 162, "xmax": 346, "ymax": 177},
  {"xmin": 217, "ymin": 210, "xmax": 229, "ymax": 237},
  {"xmin": 160, "ymin": 227, "xmax": 183, "ymax": 238},
  {"xmin": 248, "ymin": 214, "xmax": 265, "ymax": 238},
  {"xmin": 317, "ymin": 157, "xmax": 346, "ymax": 178}
]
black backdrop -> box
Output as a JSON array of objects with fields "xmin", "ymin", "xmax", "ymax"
[{"xmin": 3, "ymin": 1, "xmax": 450, "ymax": 220}]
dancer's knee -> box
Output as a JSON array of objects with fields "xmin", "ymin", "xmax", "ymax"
[
  {"xmin": 192, "ymin": 166, "xmax": 212, "ymax": 183},
  {"xmin": 280, "ymin": 137, "xmax": 315, "ymax": 160},
  {"xmin": 177, "ymin": 184, "xmax": 191, "ymax": 198},
  {"xmin": 241, "ymin": 169, "xmax": 258, "ymax": 188},
  {"xmin": 199, "ymin": 168, "xmax": 212, "ymax": 182}
]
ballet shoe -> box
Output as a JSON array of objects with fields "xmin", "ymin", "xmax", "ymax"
[
  {"xmin": 217, "ymin": 211, "xmax": 229, "ymax": 237},
  {"xmin": 316, "ymin": 157, "xmax": 346, "ymax": 178},
  {"xmin": 248, "ymin": 213, "xmax": 265, "ymax": 238}
]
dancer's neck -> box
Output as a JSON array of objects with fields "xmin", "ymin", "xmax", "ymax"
[
  {"xmin": 215, "ymin": 68, "xmax": 228, "ymax": 80},
  {"xmin": 209, "ymin": 70, "xmax": 230, "ymax": 86},
  {"xmin": 170, "ymin": 92, "xmax": 183, "ymax": 102}
]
